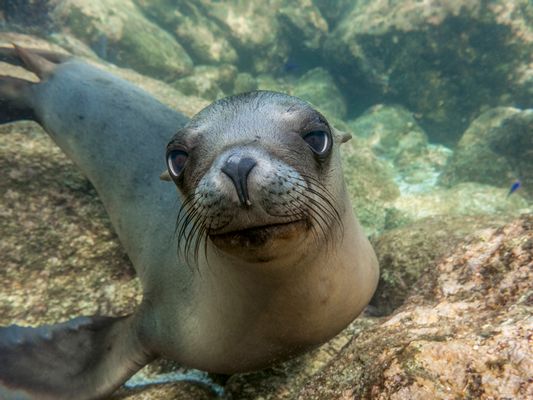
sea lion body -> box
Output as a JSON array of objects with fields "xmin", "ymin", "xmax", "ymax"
[{"xmin": 0, "ymin": 48, "xmax": 379, "ymax": 399}]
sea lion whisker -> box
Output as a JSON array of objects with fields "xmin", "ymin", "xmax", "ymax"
[
  {"xmin": 175, "ymin": 192, "xmax": 202, "ymax": 235},
  {"xmin": 301, "ymin": 176, "xmax": 339, "ymax": 214},
  {"xmin": 183, "ymin": 216, "xmax": 207, "ymax": 270},
  {"xmin": 176, "ymin": 205, "xmax": 199, "ymax": 249},
  {"xmin": 292, "ymin": 181, "xmax": 337, "ymax": 227},
  {"xmin": 182, "ymin": 206, "xmax": 208, "ymax": 265},
  {"xmin": 291, "ymin": 186, "xmax": 340, "ymax": 252},
  {"xmin": 294, "ymin": 174, "xmax": 341, "ymax": 220},
  {"xmin": 176, "ymin": 196, "xmax": 206, "ymax": 268},
  {"xmin": 297, "ymin": 179, "xmax": 344, "ymax": 236},
  {"xmin": 285, "ymin": 192, "xmax": 323, "ymax": 249},
  {"xmin": 285, "ymin": 190, "xmax": 329, "ymax": 241}
]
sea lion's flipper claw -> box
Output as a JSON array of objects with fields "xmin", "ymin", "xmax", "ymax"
[
  {"xmin": 0, "ymin": 45, "xmax": 69, "ymax": 69},
  {"xmin": 0, "ymin": 315, "xmax": 151, "ymax": 400},
  {"xmin": 12, "ymin": 44, "xmax": 57, "ymax": 79}
]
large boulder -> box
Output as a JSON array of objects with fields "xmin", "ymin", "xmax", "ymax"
[
  {"xmin": 172, "ymin": 64, "xmax": 238, "ymax": 101},
  {"xmin": 324, "ymin": 0, "xmax": 533, "ymax": 145},
  {"xmin": 134, "ymin": 0, "xmax": 239, "ymax": 65},
  {"xmin": 50, "ymin": 0, "xmax": 194, "ymax": 80},
  {"xmin": 348, "ymin": 104, "xmax": 452, "ymax": 194},
  {"xmin": 369, "ymin": 215, "xmax": 509, "ymax": 316},
  {"xmin": 292, "ymin": 67, "xmax": 347, "ymax": 119},
  {"xmin": 440, "ymin": 107, "xmax": 533, "ymax": 198},
  {"xmin": 135, "ymin": 0, "xmax": 328, "ymax": 74}
]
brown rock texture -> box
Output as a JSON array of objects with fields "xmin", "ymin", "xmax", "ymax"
[
  {"xmin": 298, "ymin": 215, "xmax": 533, "ymax": 399},
  {"xmin": 370, "ymin": 215, "xmax": 510, "ymax": 316}
]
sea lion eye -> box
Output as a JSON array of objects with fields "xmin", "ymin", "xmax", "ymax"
[
  {"xmin": 303, "ymin": 130, "xmax": 330, "ymax": 156},
  {"xmin": 167, "ymin": 149, "xmax": 188, "ymax": 177}
]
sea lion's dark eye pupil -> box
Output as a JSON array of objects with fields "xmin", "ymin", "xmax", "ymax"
[
  {"xmin": 167, "ymin": 149, "xmax": 188, "ymax": 177},
  {"xmin": 303, "ymin": 130, "xmax": 330, "ymax": 155}
]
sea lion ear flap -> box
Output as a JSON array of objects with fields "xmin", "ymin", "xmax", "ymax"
[
  {"xmin": 333, "ymin": 128, "xmax": 352, "ymax": 144},
  {"xmin": 160, "ymin": 170, "xmax": 172, "ymax": 181}
]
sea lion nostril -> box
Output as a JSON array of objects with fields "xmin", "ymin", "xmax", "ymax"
[{"xmin": 221, "ymin": 155, "xmax": 257, "ymax": 207}]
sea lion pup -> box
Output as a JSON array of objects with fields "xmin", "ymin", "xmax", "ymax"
[{"xmin": 0, "ymin": 46, "xmax": 379, "ymax": 400}]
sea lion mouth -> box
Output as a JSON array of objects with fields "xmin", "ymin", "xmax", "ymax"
[{"xmin": 208, "ymin": 219, "xmax": 308, "ymax": 249}]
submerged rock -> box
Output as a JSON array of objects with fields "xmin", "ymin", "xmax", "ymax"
[
  {"xmin": 292, "ymin": 67, "xmax": 347, "ymax": 119},
  {"xmin": 0, "ymin": 121, "xmax": 142, "ymax": 326},
  {"xmin": 298, "ymin": 215, "xmax": 533, "ymax": 399},
  {"xmin": 50, "ymin": 0, "xmax": 193, "ymax": 80},
  {"xmin": 348, "ymin": 104, "xmax": 452, "ymax": 193},
  {"xmin": 440, "ymin": 107, "xmax": 533, "ymax": 199},
  {"xmin": 172, "ymin": 64, "xmax": 238, "ymax": 101},
  {"xmin": 349, "ymin": 104, "xmax": 428, "ymax": 162},
  {"xmin": 341, "ymin": 138, "xmax": 400, "ymax": 236},
  {"xmin": 370, "ymin": 215, "xmax": 510, "ymax": 316},
  {"xmin": 233, "ymin": 72, "xmax": 258, "ymax": 94},
  {"xmin": 134, "ymin": 0, "xmax": 239, "ymax": 65},
  {"xmin": 325, "ymin": 0, "xmax": 533, "ymax": 144},
  {"xmin": 134, "ymin": 0, "xmax": 327, "ymax": 76}
]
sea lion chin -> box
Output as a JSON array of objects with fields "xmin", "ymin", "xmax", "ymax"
[{"xmin": 209, "ymin": 219, "xmax": 310, "ymax": 261}]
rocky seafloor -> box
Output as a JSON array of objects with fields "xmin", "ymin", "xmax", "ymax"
[{"xmin": 0, "ymin": 0, "xmax": 532, "ymax": 399}]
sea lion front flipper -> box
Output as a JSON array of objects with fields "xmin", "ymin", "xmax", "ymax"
[
  {"xmin": 0, "ymin": 45, "xmax": 70, "ymax": 68},
  {"xmin": 0, "ymin": 45, "xmax": 61, "ymax": 123},
  {"xmin": 0, "ymin": 75, "xmax": 36, "ymax": 123},
  {"xmin": 0, "ymin": 315, "xmax": 152, "ymax": 400}
]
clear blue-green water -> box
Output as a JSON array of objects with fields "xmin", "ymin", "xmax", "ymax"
[{"xmin": 1, "ymin": 0, "xmax": 531, "ymax": 232}]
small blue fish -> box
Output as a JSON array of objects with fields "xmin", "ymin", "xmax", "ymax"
[
  {"xmin": 507, "ymin": 180, "xmax": 521, "ymax": 197},
  {"xmin": 281, "ymin": 61, "xmax": 300, "ymax": 74}
]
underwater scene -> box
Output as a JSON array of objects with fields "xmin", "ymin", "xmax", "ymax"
[{"xmin": 0, "ymin": 1, "xmax": 531, "ymax": 399}]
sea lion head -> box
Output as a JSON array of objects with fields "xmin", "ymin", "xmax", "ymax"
[{"xmin": 165, "ymin": 91, "xmax": 351, "ymax": 264}]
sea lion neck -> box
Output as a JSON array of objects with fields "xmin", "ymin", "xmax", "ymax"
[{"xmin": 167, "ymin": 204, "xmax": 378, "ymax": 373}]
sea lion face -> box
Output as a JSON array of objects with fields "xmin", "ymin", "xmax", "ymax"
[{"xmin": 166, "ymin": 91, "xmax": 348, "ymax": 263}]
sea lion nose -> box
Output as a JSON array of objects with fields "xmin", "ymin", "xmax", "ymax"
[{"xmin": 221, "ymin": 154, "xmax": 257, "ymax": 207}]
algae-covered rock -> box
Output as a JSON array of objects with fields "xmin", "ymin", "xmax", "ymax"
[
  {"xmin": 277, "ymin": 1, "xmax": 329, "ymax": 51},
  {"xmin": 134, "ymin": 0, "xmax": 238, "ymax": 65},
  {"xmin": 51, "ymin": 0, "xmax": 193, "ymax": 80},
  {"xmin": 348, "ymin": 104, "xmax": 452, "ymax": 195},
  {"xmin": 298, "ymin": 215, "xmax": 533, "ymax": 399},
  {"xmin": 292, "ymin": 67, "xmax": 347, "ymax": 119},
  {"xmin": 178, "ymin": 0, "xmax": 327, "ymax": 73},
  {"xmin": 233, "ymin": 72, "xmax": 258, "ymax": 94},
  {"xmin": 324, "ymin": 0, "xmax": 533, "ymax": 144},
  {"xmin": 197, "ymin": 0, "xmax": 289, "ymax": 73},
  {"xmin": 341, "ymin": 138, "xmax": 400, "ymax": 235},
  {"xmin": 256, "ymin": 73, "xmax": 295, "ymax": 94},
  {"xmin": 0, "ymin": 121, "xmax": 141, "ymax": 326},
  {"xmin": 172, "ymin": 64, "xmax": 238, "ymax": 101},
  {"xmin": 440, "ymin": 107, "xmax": 533, "ymax": 198},
  {"xmin": 349, "ymin": 104, "xmax": 428, "ymax": 163}
]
